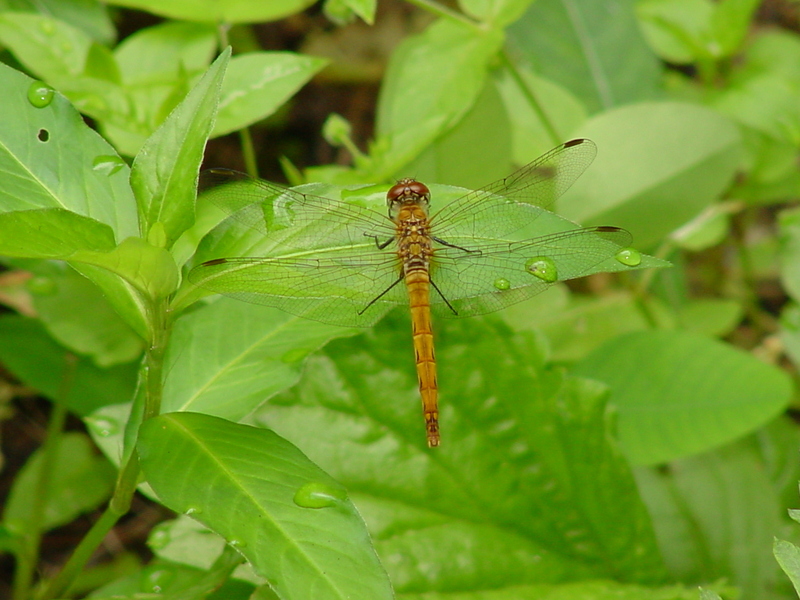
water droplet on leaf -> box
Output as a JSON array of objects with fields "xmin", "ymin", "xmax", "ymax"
[
  {"xmin": 293, "ymin": 481, "xmax": 348, "ymax": 509},
  {"xmin": 493, "ymin": 278, "xmax": 510, "ymax": 290},
  {"xmin": 615, "ymin": 248, "xmax": 641, "ymax": 266},
  {"xmin": 85, "ymin": 416, "xmax": 119, "ymax": 437},
  {"xmin": 147, "ymin": 568, "xmax": 174, "ymax": 592},
  {"xmin": 525, "ymin": 256, "xmax": 557, "ymax": 282},
  {"xmin": 148, "ymin": 527, "xmax": 170, "ymax": 550},
  {"xmin": 92, "ymin": 154, "xmax": 125, "ymax": 176},
  {"xmin": 227, "ymin": 538, "xmax": 247, "ymax": 549},
  {"xmin": 27, "ymin": 81, "xmax": 54, "ymax": 108},
  {"xmin": 184, "ymin": 506, "xmax": 202, "ymax": 516}
]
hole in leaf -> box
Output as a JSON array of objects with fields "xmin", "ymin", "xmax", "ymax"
[{"xmin": 38, "ymin": 128, "xmax": 50, "ymax": 142}]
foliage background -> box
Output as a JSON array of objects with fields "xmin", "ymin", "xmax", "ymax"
[{"xmin": 0, "ymin": 0, "xmax": 799, "ymax": 600}]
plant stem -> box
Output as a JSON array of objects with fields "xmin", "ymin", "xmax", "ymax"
[
  {"xmin": 405, "ymin": 0, "xmax": 480, "ymax": 29},
  {"xmin": 498, "ymin": 50, "xmax": 561, "ymax": 146},
  {"xmin": 239, "ymin": 127, "xmax": 259, "ymax": 178},
  {"xmin": 13, "ymin": 356, "xmax": 75, "ymax": 600},
  {"xmin": 37, "ymin": 298, "xmax": 171, "ymax": 600}
]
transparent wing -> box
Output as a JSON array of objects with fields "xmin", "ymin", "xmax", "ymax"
[
  {"xmin": 428, "ymin": 226, "xmax": 632, "ymax": 318},
  {"xmin": 198, "ymin": 169, "xmax": 396, "ymax": 253},
  {"xmin": 190, "ymin": 170, "xmax": 403, "ymax": 327},
  {"xmin": 430, "ymin": 138, "xmax": 597, "ymax": 240}
]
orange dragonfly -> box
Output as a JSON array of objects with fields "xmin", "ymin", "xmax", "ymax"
[{"xmin": 189, "ymin": 139, "xmax": 639, "ymax": 447}]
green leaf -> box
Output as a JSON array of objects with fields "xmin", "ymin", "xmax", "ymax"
[
  {"xmin": 101, "ymin": 0, "xmax": 317, "ymax": 23},
  {"xmin": 397, "ymin": 581, "xmax": 705, "ymax": 599},
  {"xmin": 635, "ymin": 439, "xmax": 785, "ymax": 598},
  {"xmin": 29, "ymin": 262, "xmax": 143, "ymax": 366},
  {"xmin": 494, "ymin": 67, "xmax": 588, "ymax": 164},
  {"xmin": 0, "ymin": 0, "xmax": 116, "ymax": 45},
  {"xmin": 212, "ymin": 52, "xmax": 328, "ymax": 137},
  {"xmin": 255, "ymin": 316, "xmax": 667, "ymax": 589},
  {"xmin": 137, "ymin": 412, "xmax": 393, "ymax": 600},
  {"xmin": 573, "ymin": 330, "xmax": 793, "ymax": 465},
  {"xmin": 560, "ymin": 102, "xmax": 742, "ymax": 247},
  {"xmin": 3, "ymin": 432, "xmax": 116, "ymax": 532},
  {"xmin": 163, "ymin": 297, "xmax": 355, "ymax": 420},
  {"xmin": 0, "ymin": 62, "xmax": 138, "ymax": 239},
  {"xmin": 508, "ymin": 0, "xmax": 662, "ymax": 112},
  {"xmin": 131, "ymin": 48, "xmax": 230, "ymax": 247},
  {"xmin": 459, "ymin": 0, "xmax": 534, "ymax": 27},
  {"xmin": 676, "ymin": 298, "xmax": 743, "ymax": 337},
  {"xmin": 775, "ymin": 538, "xmax": 800, "ymax": 596},
  {"xmin": 0, "ymin": 315, "xmax": 138, "ymax": 415},
  {"xmin": 72, "ymin": 237, "xmax": 180, "ymax": 300},
  {"xmin": 637, "ymin": 0, "xmax": 714, "ymax": 63},
  {"xmin": 779, "ymin": 206, "xmax": 800, "ymax": 302},
  {"xmin": 709, "ymin": 0, "xmax": 761, "ymax": 57},
  {"xmin": 372, "ymin": 19, "xmax": 503, "ymax": 177},
  {"xmin": 0, "ymin": 209, "xmax": 115, "ymax": 258}
]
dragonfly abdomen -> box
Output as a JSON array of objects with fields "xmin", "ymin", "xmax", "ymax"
[{"xmin": 405, "ymin": 268, "xmax": 439, "ymax": 448}]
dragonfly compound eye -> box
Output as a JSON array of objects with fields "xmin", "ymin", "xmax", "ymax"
[{"xmin": 387, "ymin": 179, "xmax": 431, "ymax": 203}]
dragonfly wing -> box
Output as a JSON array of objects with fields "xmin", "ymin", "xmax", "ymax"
[
  {"xmin": 199, "ymin": 169, "xmax": 395, "ymax": 252},
  {"xmin": 429, "ymin": 139, "xmax": 597, "ymax": 240},
  {"xmin": 429, "ymin": 226, "xmax": 631, "ymax": 318},
  {"xmin": 189, "ymin": 251, "xmax": 407, "ymax": 328}
]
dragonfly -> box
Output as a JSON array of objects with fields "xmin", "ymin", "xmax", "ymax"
[{"xmin": 189, "ymin": 138, "xmax": 637, "ymax": 448}]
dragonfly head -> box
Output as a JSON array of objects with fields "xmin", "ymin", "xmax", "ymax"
[{"xmin": 387, "ymin": 178, "xmax": 431, "ymax": 219}]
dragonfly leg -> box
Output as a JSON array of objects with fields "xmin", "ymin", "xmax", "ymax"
[
  {"xmin": 430, "ymin": 277, "xmax": 458, "ymax": 316},
  {"xmin": 358, "ymin": 275, "xmax": 404, "ymax": 315},
  {"xmin": 363, "ymin": 232, "xmax": 394, "ymax": 250},
  {"xmin": 432, "ymin": 236, "xmax": 481, "ymax": 254}
]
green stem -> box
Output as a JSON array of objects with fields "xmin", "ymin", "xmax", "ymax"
[
  {"xmin": 37, "ymin": 298, "xmax": 171, "ymax": 600},
  {"xmin": 239, "ymin": 128, "xmax": 259, "ymax": 178},
  {"xmin": 13, "ymin": 357, "xmax": 75, "ymax": 600},
  {"xmin": 498, "ymin": 50, "xmax": 560, "ymax": 146},
  {"xmin": 405, "ymin": 0, "xmax": 480, "ymax": 29}
]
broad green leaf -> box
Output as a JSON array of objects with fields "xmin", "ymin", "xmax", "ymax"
[
  {"xmin": 709, "ymin": 0, "xmax": 760, "ymax": 57},
  {"xmin": 494, "ymin": 67, "xmax": 588, "ymax": 163},
  {"xmin": 560, "ymin": 102, "xmax": 741, "ymax": 247},
  {"xmin": 29, "ymin": 262, "xmax": 143, "ymax": 366},
  {"xmin": 0, "ymin": 209, "xmax": 115, "ymax": 258},
  {"xmin": 72, "ymin": 237, "xmax": 180, "ymax": 300},
  {"xmin": 573, "ymin": 330, "xmax": 792, "ymax": 465},
  {"xmin": 0, "ymin": 315, "xmax": 138, "ymax": 415},
  {"xmin": 329, "ymin": 0, "xmax": 376, "ymax": 24},
  {"xmin": 711, "ymin": 72, "xmax": 800, "ymax": 144},
  {"xmin": 745, "ymin": 30, "xmax": 800, "ymax": 86},
  {"xmin": 137, "ymin": 412, "xmax": 394, "ymax": 600},
  {"xmin": 775, "ymin": 539, "xmax": 800, "ymax": 596},
  {"xmin": 163, "ymin": 297, "xmax": 355, "ymax": 420},
  {"xmin": 0, "ymin": 0, "xmax": 115, "ymax": 45},
  {"xmin": 676, "ymin": 298, "xmax": 743, "ymax": 337},
  {"xmin": 635, "ymin": 439, "xmax": 786, "ymax": 598},
  {"xmin": 3, "ymin": 432, "xmax": 116, "ymax": 532},
  {"xmin": 636, "ymin": 0, "xmax": 713, "ymax": 63},
  {"xmin": 213, "ymin": 52, "xmax": 328, "ymax": 137},
  {"xmin": 508, "ymin": 0, "xmax": 662, "ymax": 112},
  {"xmin": 400, "ymin": 80, "xmax": 512, "ymax": 190},
  {"xmin": 781, "ymin": 303, "xmax": 800, "ymax": 369},
  {"xmin": 131, "ymin": 48, "xmax": 230, "ymax": 247},
  {"xmin": 397, "ymin": 580, "xmax": 706, "ymax": 600},
  {"xmin": 255, "ymin": 316, "xmax": 667, "ymax": 589},
  {"xmin": 372, "ymin": 19, "xmax": 503, "ymax": 178},
  {"xmin": 102, "ymin": 0, "xmax": 316, "ymax": 23},
  {"xmin": 0, "ymin": 62, "xmax": 138, "ymax": 239},
  {"xmin": 459, "ymin": 0, "xmax": 535, "ymax": 27},
  {"xmin": 0, "ymin": 13, "xmax": 94, "ymax": 83}
]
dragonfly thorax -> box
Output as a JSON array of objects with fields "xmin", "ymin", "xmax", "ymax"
[{"xmin": 387, "ymin": 178, "xmax": 430, "ymax": 220}]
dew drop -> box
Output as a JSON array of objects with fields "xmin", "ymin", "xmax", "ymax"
[
  {"xmin": 493, "ymin": 278, "xmax": 510, "ymax": 290},
  {"xmin": 148, "ymin": 527, "xmax": 170, "ymax": 550},
  {"xmin": 227, "ymin": 538, "xmax": 247, "ymax": 549},
  {"xmin": 615, "ymin": 247, "xmax": 642, "ymax": 266},
  {"xmin": 92, "ymin": 154, "xmax": 126, "ymax": 176},
  {"xmin": 85, "ymin": 415, "xmax": 119, "ymax": 437},
  {"xmin": 293, "ymin": 481, "xmax": 348, "ymax": 509},
  {"xmin": 525, "ymin": 256, "xmax": 557, "ymax": 282},
  {"xmin": 146, "ymin": 568, "xmax": 174, "ymax": 592},
  {"xmin": 27, "ymin": 81, "xmax": 54, "ymax": 108},
  {"xmin": 184, "ymin": 506, "xmax": 202, "ymax": 516}
]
